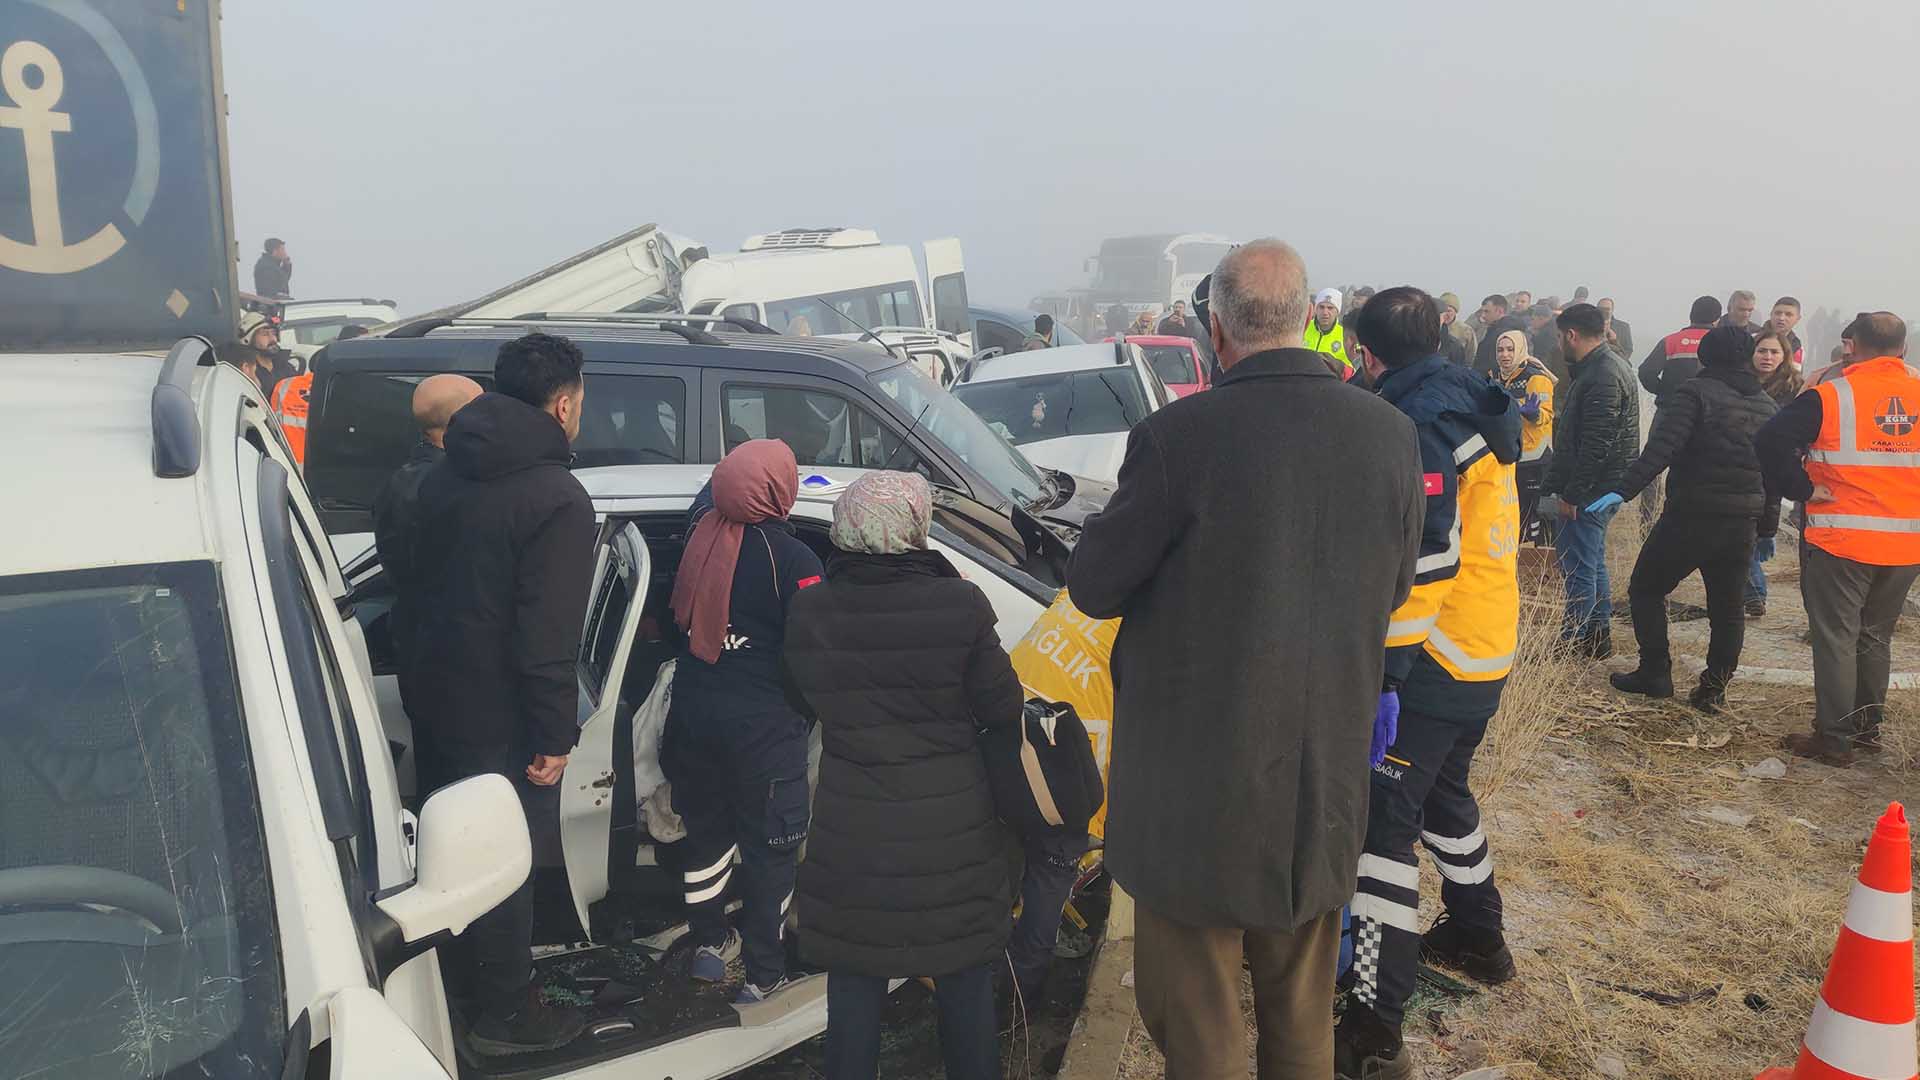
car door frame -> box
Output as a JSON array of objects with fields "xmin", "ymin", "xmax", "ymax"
[{"xmin": 560, "ymin": 520, "xmax": 652, "ymax": 936}]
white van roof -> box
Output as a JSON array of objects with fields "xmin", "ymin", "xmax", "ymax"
[{"xmin": 741, "ymin": 227, "xmax": 883, "ymax": 251}]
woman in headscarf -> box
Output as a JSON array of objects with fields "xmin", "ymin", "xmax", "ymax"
[
  {"xmin": 663, "ymin": 439, "xmax": 824, "ymax": 1001},
  {"xmin": 1495, "ymin": 329, "xmax": 1557, "ymax": 544},
  {"xmin": 782, "ymin": 471, "xmax": 1022, "ymax": 1080},
  {"xmin": 1745, "ymin": 329, "xmax": 1806, "ymax": 617}
]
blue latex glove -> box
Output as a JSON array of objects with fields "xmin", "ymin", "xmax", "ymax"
[
  {"xmin": 1519, "ymin": 392, "xmax": 1542, "ymax": 420},
  {"xmin": 1586, "ymin": 492, "xmax": 1625, "ymax": 516},
  {"xmin": 1370, "ymin": 691, "xmax": 1399, "ymax": 768},
  {"xmin": 1754, "ymin": 536, "xmax": 1776, "ymax": 562}
]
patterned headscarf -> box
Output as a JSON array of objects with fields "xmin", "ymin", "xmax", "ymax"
[{"xmin": 831, "ymin": 471, "xmax": 933, "ymax": 555}]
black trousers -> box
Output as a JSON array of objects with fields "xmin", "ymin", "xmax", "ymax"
[
  {"xmin": 1350, "ymin": 706, "xmax": 1501, "ymax": 1028},
  {"xmin": 664, "ymin": 700, "xmax": 810, "ymax": 988},
  {"xmin": 825, "ymin": 964, "xmax": 997, "ymax": 1080},
  {"xmin": 1628, "ymin": 512, "xmax": 1757, "ymax": 676},
  {"xmin": 1516, "ymin": 459, "xmax": 1549, "ymax": 545},
  {"xmin": 417, "ymin": 744, "xmax": 557, "ymax": 1013},
  {"xmin": 1007, "ymin": 829, "xmax": 1088, "ymax": 1004}
]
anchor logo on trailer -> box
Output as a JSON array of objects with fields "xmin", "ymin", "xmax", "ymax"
[
  {"xmin": 1875, "ymin": 397, "xmax": 1914, "ymax": 437},
  {"xmin": 0, "ymin": 0, "xmax": 161, "ymax": 276}
]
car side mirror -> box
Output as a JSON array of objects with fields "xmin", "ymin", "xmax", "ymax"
[{"xmin": 374, "ymin": 775, "xmax": 529, "ymax": 953}]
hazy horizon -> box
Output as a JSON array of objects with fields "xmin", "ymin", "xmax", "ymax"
[{"xmin": 225, "ymin": 0, "xmax": 1920, "ymax": 341}]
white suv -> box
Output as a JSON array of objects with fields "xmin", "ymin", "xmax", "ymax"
[{"xmin": 0, "ymin": 345, "xmax": 1054, "ymax": 1079}]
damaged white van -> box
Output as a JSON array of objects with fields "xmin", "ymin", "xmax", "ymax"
[{"xmin": 0, "ymin": 342, "xmax": 1052, "ymax": 1079}]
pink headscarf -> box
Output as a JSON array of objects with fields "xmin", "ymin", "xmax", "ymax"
[{"xmin": 671, "ymin": 440, "xmax": 799, "ymax": 663}]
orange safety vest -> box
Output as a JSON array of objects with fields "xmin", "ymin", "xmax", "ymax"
[
  {"xmin": 1804, "ymin": 356, "xmax": 1920, "ymax": 566},
  {"xmin": 270, "ymin": 371, "xmax": 312, "ymax": 465}
]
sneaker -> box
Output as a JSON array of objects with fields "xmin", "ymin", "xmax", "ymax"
[
  {"xmin": 1419, "ymin": 916, "xmax": 1517, "ymax": 986},
  {"xmin": 1744, "ymin": 598, "xmax": 1766, "ymax": 619},
  {"xmin": 691, "ymin": 929, "xmax": 741, "ymax": 983},
  {"xmin": 1609, "ymin": 666, "xmax": 1673, "ymax": 699},
  {"xmin": 1780, "ymin": 732, "xmax": 1856, "ymax": 768},
  {"xmin": 1333, "ymin": 1007, "xmax": 1412, "ymax": 1080},
  {"xmin": 732, "ymin": 975, "xmax": 791, "ymax": 1005},
  {"xmin": 467, "ymin": 984, "xmax": 587, "ymax": 1057}
]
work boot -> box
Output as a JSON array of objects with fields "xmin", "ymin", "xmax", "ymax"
[
  {"xmin": 1609, "ymin": 665, "xmax": 1673, "ymax": 699},
  {"xmin": 1582, "ymin": 627, "xmax": 1615, "ymax": 660},
  {"xmin": 1333, "ymin": 1007, "xmax": 1413, "ymax": 1080},
  {"xmin": 1780, "ymin": 732, "xmax": 1856, "ymax": 768},
  {"xmin": 1689, "ymin": 670, "xmax": 1731, "ymax": 714},
  {"xmin": 1744, "ymin": 598, "xmax": 1767, "ymax": 619},
  {"xmin": 1420, "ymin": 916, "xmax": 1517, "ymax": 986},
  {"xmin": 468, "ymin": 982, "xmax": 587, "ymax": 1057}
]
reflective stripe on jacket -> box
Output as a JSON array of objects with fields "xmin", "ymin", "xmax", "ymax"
[
  {"xmin": 1804, "ymin": 356, "xmax": 1920, "ymax": 566},
  {"xmin": 269, "ymin": 371, "xmax": 312, "ymax": 464},
  {"xmin": 1502, "ymin": 369, "xmax": 1555, "ymax": 462}
]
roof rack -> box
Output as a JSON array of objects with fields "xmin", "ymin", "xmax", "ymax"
[
  {"xmin": 383, "ymin": 311, "xmax": 778, "ymax": 342},
  {"xmin": 152, "ymin": 336, "xmax": 215, "ymax": 478}
]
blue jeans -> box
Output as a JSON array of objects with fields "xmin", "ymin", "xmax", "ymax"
[
  {"xmin": 826, "ymin": 964, "xmax": 997, "ymax": 1080},
  {"xmin": 1009, "ymin": 830, "xmax": 1088, "ymax": 1003},
  {"xmin": 1747, "ymin": 536, "xmax": 1775, "ymax": 602},
  {"xmin": 1555, "ymin": 503, "xmax": 1618, "ymax": 640}
]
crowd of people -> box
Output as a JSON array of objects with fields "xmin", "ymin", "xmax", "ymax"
[{"xmin": 230, "ymin": 227, "xmax": 1920, "ymax": 1077}]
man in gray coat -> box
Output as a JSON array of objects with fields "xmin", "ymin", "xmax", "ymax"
[{"xmin": 1067, "ymin": 239, "xmax": 1424, "ymax": 1078}]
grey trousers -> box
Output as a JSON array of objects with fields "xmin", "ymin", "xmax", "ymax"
[{"xmin": 1800, "ymin": 545, "xmax": 1920, "ymax": 745}]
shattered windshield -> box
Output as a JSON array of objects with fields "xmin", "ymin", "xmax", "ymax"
[
  {"xmin": 869, "ymin": 362, "xmax": 1049, "ymax": 509},
  {"xmin": 0, "ymin": 562, "xmax": 283, "ymax": 1078}
]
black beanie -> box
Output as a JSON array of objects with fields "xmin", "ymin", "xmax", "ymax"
[
  {"xmin": 1689, "ymin": 295, "xmax": 1723, "ymax": 325},
  {"xmin": 1699, "ymin": 325, "xmax": 1755, "ymax": 369}
]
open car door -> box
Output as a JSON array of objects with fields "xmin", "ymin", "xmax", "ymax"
[
  {"xmin": 561, "ymin": 522, "xmax": 651, "ymax": 935},
  {"xmin": 924, "ymin": 237, "xmax": 969, "ymax": 342}
]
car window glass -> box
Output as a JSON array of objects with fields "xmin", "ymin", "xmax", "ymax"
[
  {"xmin": 952, "ymin": 370, "xmax": 1149, "ymax": 445},
  {"xmin": 765, "ymin": 280, "xmax": 920, "ymax": 336},
  {"xmin": 932, "ymin": 274, "xmax": 969, "ymax": 334},
  {"xmin": 720, "ymin": 303, "xmax": 759, "ymax": 324},
  {"xmin": 574, "ymin": 375, "xmax": 686, "ymax": 469},
  {"xmin": 853, "ymin": 405, "xmax": 948, "ymax": 482},
  {"xmin": 580, "ymin": 543, "xmax": 637, "ymax": 702},
  {"xmin": 0, "ymin": 562, "xmax": 284, "ymax": 1076},
  {"xmin": 1143, "ymin": 344, "xmax": 1197, "ymax": 385},
  {"xmin": 308, "ymin": 372, "xmax": 488, "ymax": 523},
  {"xmin": 723, "ymin": 384, "xmax": 856, "ymax": 467},
  {"xmin": 975, "ymin": 319, "xmax": 1026, "ymax": 356},
  {"xmin": 287, "ymin": 520, "xmax": 378, "ymax": 886}
]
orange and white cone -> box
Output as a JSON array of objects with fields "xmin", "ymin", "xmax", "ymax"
[{"xmin": 1758, "ymin": 802, "xmax": 1915, "ymax": 1080}]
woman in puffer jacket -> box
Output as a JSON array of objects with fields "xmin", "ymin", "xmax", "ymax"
[
  {"xmin": 1495, "ymin": 329, "xmax": 1557, "ymax": 543},
  {"xmin": 782, "ymin": 471, "xmax": 1022, "ymax": 1080}
]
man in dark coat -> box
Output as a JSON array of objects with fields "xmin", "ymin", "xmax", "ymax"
[
  {"xmin": 1590, "ymin": 327, "xmax": 1780, "ymax": 711},
  {"xmin": 1067, "ymin": 240, "xmax": 1423, "ymax": 1078},
  {"xmin": 1104, "ymin": 303, "xmax": 1131, "ymax": 336},
  {"xmin": 252, "ymin": 237, "xmax": 293, "ymax": 298},
  {"xmin": 1471, "ymin": 294, "xmax": 1530, "ymax": 376},
  {"xmin": 407, "ymin": 332, "xmax": 595, "ymax": 1056},
  {"xmin": 374, "ymin": 374, "xmax": 482, "ymax": 724},
  {"xmin": 1156, "ymin": 299, "xmax": 1200, "ymax": 339},
  {"xmin": 1598, "ymin": 297, "xmax": 1634, "ymax": 361},
  {"xmin": 1541, "ymin": 304, "xmax": 1641, "ymax": 656}
]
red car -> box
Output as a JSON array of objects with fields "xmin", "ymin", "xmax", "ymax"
[{"xmin": 1106, "ymin": 334, "xmax": 1210, "ymax": 397}]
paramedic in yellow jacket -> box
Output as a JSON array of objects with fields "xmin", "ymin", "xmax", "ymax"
[
  {"xmin": 1007, "ymin": 590, "xmax": 1116, "ymax": 1009},
  {"xmin": 1495, "ymin": 328, "xmax": 1556, "ymax": 544},
  {"xmin": 1337, "ymin": 288, "xmax": 1523, "ymax": 1079}
]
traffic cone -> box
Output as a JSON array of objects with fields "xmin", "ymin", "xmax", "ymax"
[{"xmin": 1755, "ymin": 802, "xmax": 1915, "ymax": 1080}]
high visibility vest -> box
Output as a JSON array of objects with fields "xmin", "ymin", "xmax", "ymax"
[
  {"xmin": 1804, "ymin": 356, "xmax": 1920, "ymax": 566},
  {"xmin": 1663, "ymin": 326, "xmax": 1707, "ymax": 366},
  {"xmin": 1506, "ymin": 371, "xmax": 1555, "ymax": 462},
  {"xmin": 1304, "ymin": 320, "xmax": 1351, "ymax": 372},
  {"xmin": 1008, "ymin": 591, "xmax": 1117, "ymax": 841},
  {"xmin": 269, "ymin": 371, "xmax": 312, "ymax": 465}
]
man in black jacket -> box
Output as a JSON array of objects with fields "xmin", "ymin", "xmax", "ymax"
[
  {"xmin": 1156, "ymin": 299, "xmax": 1200, "ymax": 339},
  {"xmin": 1472, "ymin": 294, "xmax": 1530, "ymax": 376},
  {"xmin": 252, "ymin": 237, "xmax": 292, "ymax": 298},
  {"xmin": 408, "ymin": 333, "xmax": 595, "ymax": 1055},
  {"xmin": 1599, "ymin": 297, "xmax": 1635, "ymax": 361},
  {"xmin": 373, "ymin": 373, "xmax": 482, "ymax": 722},
  {"xmin": 1541, "ymin": 304, "xmax": 1640, "ymax": 656},
  {"xmin": 1067, "ymin": 239, "xmax": 1423, "ymax": 1078},
  {"xmin": 1587, "ymin": 328, "xmax": 1780, "ymax": 711}
]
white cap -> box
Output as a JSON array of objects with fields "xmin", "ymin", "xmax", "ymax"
[{"xmin": 1314, "ymin": 288, "xmax": 1343, "ymax": 309}]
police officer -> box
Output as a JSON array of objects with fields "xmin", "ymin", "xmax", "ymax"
[
  {"xmin": 664, "ymin": 439, "xmax": 825, "ymax": 1002},
  {"xmin": 1340, "ymin": 288, "xmax": 1524, "ymax": 1080},
  {"xmin": 1304, "ymin": 287, "xmax": 1353, "ymax": 378}
]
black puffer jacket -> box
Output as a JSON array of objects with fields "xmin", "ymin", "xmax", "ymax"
[
  {"xmin": 783, "ymin": 549, "xmax": 1022, "ymax": 977},
  {"xmin": 1617, "ymin": 332, "xmax": 1782, "ymax": 535},
  {"xmin": 1544, "ymin": 343, "xmax": 1641, "ymax": 506},
  {"xmin": 406, "ymin": 393, "xmax": 596, "ymax": 781}
]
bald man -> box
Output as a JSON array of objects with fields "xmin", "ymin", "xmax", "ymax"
[{"xmin": 374, "ymin": 374, "xmax": 484, "ymax": 727}]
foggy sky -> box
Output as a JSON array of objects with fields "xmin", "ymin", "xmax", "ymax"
[{"xmin": 225, "ymin": 0, "xmax": 1920, "ymax": 336}]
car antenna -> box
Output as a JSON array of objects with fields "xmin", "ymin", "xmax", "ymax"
[
  {"xmin": 878, "ymin": 399, "xmax": 936, "ymax": 474},
  {"xmin": 812, "ymin": 297, "xmax": 903, "ymax": 361}
]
